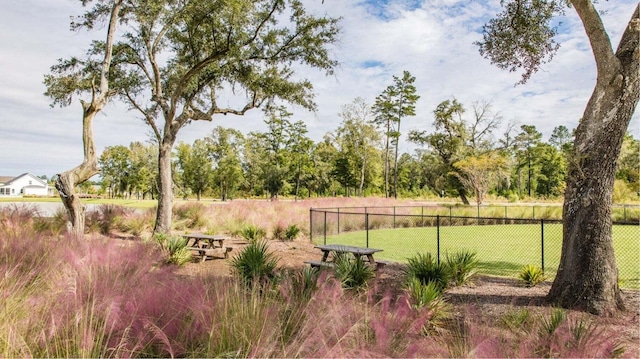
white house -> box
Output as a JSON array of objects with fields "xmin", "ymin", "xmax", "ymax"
[{"xmin": 0, "ymin": 173, "xmax": 49, "ymax": 197}]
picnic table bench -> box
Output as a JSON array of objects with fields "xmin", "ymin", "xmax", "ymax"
[
  {"xmin": 182, "ymin": 233, "xmax": 232, "ymax": 262},
  {"xmin": 305, "ymin": 244, "xmax": 387, "ymax": 270}
]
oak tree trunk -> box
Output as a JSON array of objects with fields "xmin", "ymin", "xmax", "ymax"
[
  {"xmin": 53, "ymin": 1, "xmax": 122, "ymax": 238},
  {"xmin": 547, "ymin": 3, "xmax": 639, "ymax": 315},
  {"xmin": 154, "ymin": 142, "xmax": 174, "ymax": 234}
]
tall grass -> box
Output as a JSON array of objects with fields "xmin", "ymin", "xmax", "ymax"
[{"xmin": 0, "ymin": 203, "xmax": 633, "ymax": 358}]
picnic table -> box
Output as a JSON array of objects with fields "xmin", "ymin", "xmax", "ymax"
[
  {"xmin": 306, "ymin": 244, "xmax": 386, "ymax": 270},
  {"xmin": 182, "ymin": 233, "xmax": 232, "ymax": 262}
]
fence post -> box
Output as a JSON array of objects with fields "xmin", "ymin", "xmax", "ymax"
[
  {"xmin": 541, "ymin": 219, "xmax": 545, "ymax": 272},
  {"xmin": 624, "ymin": 205, "xmax": 627, "ymax": 221},
  {"xmin": 437, "ymin": 215, "xmax": 441, "ymax": 265},
  {"xmin": 323, "ymin": 211, "xmax": 327, "ymax": 245},
  {"xmin": 533, "ymin": 206, "xmax": 536, "ymax": 219},
  {"xmin": 477, "ymin": 205, "xmax": 480, "ymax": 221},
  {"xmin": 504, "ymin": 206, "xmax": 507, "ymax": 220},
  {"xmin": 366, "ymin": 213, "xmax": 369, "ymax": 248},
  {"xmin": 449, "ymin": 206, "xmax": 452, "ymax": 223},
  {"xmin": 393, "ymin": 206, "xmax": 396, "ymax": 229},
  {"xmin": 421, "ymin": 206, "xmax": 424, "ymax": 227},
  {"xmin": 309, "ymin": 209, "xmax": 313, "ymax": 243},
  {"xmin": 337, "ymin": 208, "xmax": 340, "ymax": 235}
]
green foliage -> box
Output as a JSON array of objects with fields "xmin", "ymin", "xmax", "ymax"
[
  {"xmin": 519, "ymin": 264, "xmax": 546, "ymax": 287},
  {"xmin": 445, "ymin": 250, "xmax": 479, "ymax": 286},
  {"xmin": 404, "ymin": 253, "xmax": 450, "ymax": 292},
  {"xmin": 284, "ymin": 224, "xmax": 301, "ymax": 241},
  {"xmin": 475, "ymin": 0, "xmax": 563, "ymax": 84},
  {"xmin": 333, "ymin": 252, "xmax": 375, "ymax": 290},
  {"xmin": 405, "ymin": 278, "xmax": 446, "ymax": 310},
  {"xmin": 240, "ymin": 224, "xmax": 267, "ymax": 242},
  {"xmin": 500, "ymin": 308, "xmax": 534, "ymax": 333},
  {"xmin": 155, "ymin": 233, "xmax": 192, "ymax": 265},
  {"xmin": 230, "ymin": 240, "xmax": 279, "ymax": 284}
]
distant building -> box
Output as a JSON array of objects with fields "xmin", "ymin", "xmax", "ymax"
[{"xmin": 0, "ymin": 173, "xmax": 49, "ymax": 197}]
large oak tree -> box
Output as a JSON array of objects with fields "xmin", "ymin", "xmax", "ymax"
[
  {"xmin": 109, "ymin": 0, "xmax": 339, "ymax": 233},
  {"xmin": 477, "ymin": 0, "xmax": 639, "ymax": 314}
]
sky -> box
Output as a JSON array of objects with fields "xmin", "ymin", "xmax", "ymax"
[{"xmin": 0, "ymin": 0, "xmax": 638, "ymax": 178}]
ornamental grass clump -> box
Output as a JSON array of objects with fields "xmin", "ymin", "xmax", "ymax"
[
  {"xmin": 174, "ymin": 202, "xmax": 208, "ymax": 229},
  {"xmin": 283, "ymin": 224, "xmax": 301, "ymax": 241},
  {"xmin": 155, "ymin": 233, "xmax": 192, "ymax": 265},
  {"xmin": 404, "ymin": 252, "xmax": 451, "ymax": 292},
  {"xmin": 445, "ymin": 250, "xmax": 479, "ymax": 286},
  {"xmin": 240, "ymin": 224, "xmax": 267, "ymax": 242},
  {"xmin": 519, "ymin": 264, "xmax": 546, "ymax": 287},
  {"xmin": 230, "ymin": 239, "xmax": 279, "ymax": 284},
  {"xmin": 333, "ymin": 252, "xmax": 375, "ymax": 290}
]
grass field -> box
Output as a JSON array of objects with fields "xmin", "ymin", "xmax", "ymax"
[{"xmin": 318, "ymin": 223, "xmax": 639, "ymax": 288}]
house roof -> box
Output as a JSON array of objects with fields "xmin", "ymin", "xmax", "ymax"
[
  {"xmin": 2, "ymin": 173, "xmax": 47, "ymax": 187},
  {"xmin": 0, "ymin": 176, "xmax": 14, "ymax": 184}
]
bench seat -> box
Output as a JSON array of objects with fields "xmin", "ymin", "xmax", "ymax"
[{"xmin": 305, "ymin": 260, "xmax": 335, "ymax": 268}]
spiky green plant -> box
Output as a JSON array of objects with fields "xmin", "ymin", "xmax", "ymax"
[
  {"xmin": 333, "ymin": 253, "xmax": 375, "ymax": 290},
  {"xmin": 283, "ymin": 224, "xmax": 301, "ymax": 241},
  {"xmin": 519, "ymin": 264, "xmax": 546, "ymax": 287},
  {"xmin": 445, "ymin": 250, "xmax": 479, "ymax": 286},
  {"xmin": 240, "ymin": 224, "xmax": 267, "ymax": 242},
  {"xmin": 404, "ymin": 253, "xmax": 451, "ymax": 292},
  {"xmin": 155, "ymin": 233, "xmax": 192, "ymax": 265},
  {"xmin": 230, "ymin": 240, "xmax": 279, "ymax": 284}
]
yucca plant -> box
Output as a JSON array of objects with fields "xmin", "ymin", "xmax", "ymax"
[
  {"xmin": 445, "ymin": 250, "xmax": 479, "ymax": 286},
  {"xmin": 333, "ymin": 253, "xmax": 375, "ymax": 290},
  {"xmin": 404, "ymin": 253, "xmax": 451, "ymax": 292},
  {"xmin": 230, "ymin": 239, "xmax": 279, "ymax": 284},
  {"xmin": 240, "ymin": 224, "xmax": 267, "ymax": 242},
  {"xmin": 283, "ymin": 224, "xmax": 301, "ymax": 241},
  {"xmin": 155, "ymin": 233, "xmax": 192, "ymax": 265},
  {"xmin": 519, "ymin": 264, "xmax": 546, "ymax": 287},
  {"xmin": 405, "ymin": 278, "xmax": 450, "ymax": 333}
]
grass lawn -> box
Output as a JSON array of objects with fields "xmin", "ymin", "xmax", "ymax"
[{"xmin": 319, "ymin": 223, "xmax": 639, "ymax": 288}]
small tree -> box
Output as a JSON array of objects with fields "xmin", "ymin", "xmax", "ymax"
[
  {"xmin": 43, "ymin": 0, "xmax": 124, "ymax": 237},
  {"xmin": 453, "ymin": 152, "xmax": 509, "ymax": 205},
  {"xmin": 107, "ymin": 0, "xmax": 339, "ymax": 233}
]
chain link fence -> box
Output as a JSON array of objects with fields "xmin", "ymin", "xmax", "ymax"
[{"xmin": 310, "ymin": 205, "xmax": 639, "ymax": 288}]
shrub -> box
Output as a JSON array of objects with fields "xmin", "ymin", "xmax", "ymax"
[
  {"xmin": 404, "ymin": 253, "xmax": 450, "ymax": 292},
  {"xmin": 155, "ymin": 233, "xmax": 192, "ymax": 265},
  {"xmin": 173, "ymin": 202, "xmax": 208, "ymax": 229},
  {"xmin": 445, "ymin": 251, "xmax": 479, "ymax": 286},
  {"xmin": 240, "ymin": 224, "xmax": 267, "ymax": 242},
  {"xmin": 519, "ymin": 264, "xmax": 546, "ymax": 287},
  {"xmin": 500, "ymin": 308, "xmax": 534, "ymax": 333},
  {"xmin": 332, "ymin": 253, "xmax": 375, "ymax": 290},
  {"xmin": 230, "ymin": 239, "xmax": 279, "ymax": 284},
  {"xmin": 283, "ymin": 224, "xmax": 301, "ymax": 241},
  {"xmin": 272, "ymin": 223, "xmax": 286, "ymax": 240}
]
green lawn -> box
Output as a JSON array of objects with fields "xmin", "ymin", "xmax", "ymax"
[
  {"xmin": 0, "ymin": 197, "xmax": 158, "ymax": 208},
  {"xmin": 318, "ymin": 223, "xmax": 639, "ymax": 288}
]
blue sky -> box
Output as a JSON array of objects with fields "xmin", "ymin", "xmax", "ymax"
[{"xmin": 0, "ymin": 0, "xmax": 638, "ymax": 178}]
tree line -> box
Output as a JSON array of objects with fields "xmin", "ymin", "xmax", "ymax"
[{"xmin": 98, "ymin": 96, "xmax": 640, "ymax": 204}]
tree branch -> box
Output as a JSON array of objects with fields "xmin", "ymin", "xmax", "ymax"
[{"xmin": 570, "ymin": 0, "xmax": 619, "ymax": 79}]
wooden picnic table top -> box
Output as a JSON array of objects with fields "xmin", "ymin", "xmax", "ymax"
[
  {"xmin": 314, "ymin": 244, "xmax": 383, "ymax": 256},
  {"xmin": 182, "ymin": 233, "xmax": 229, "ymax": 240}
]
